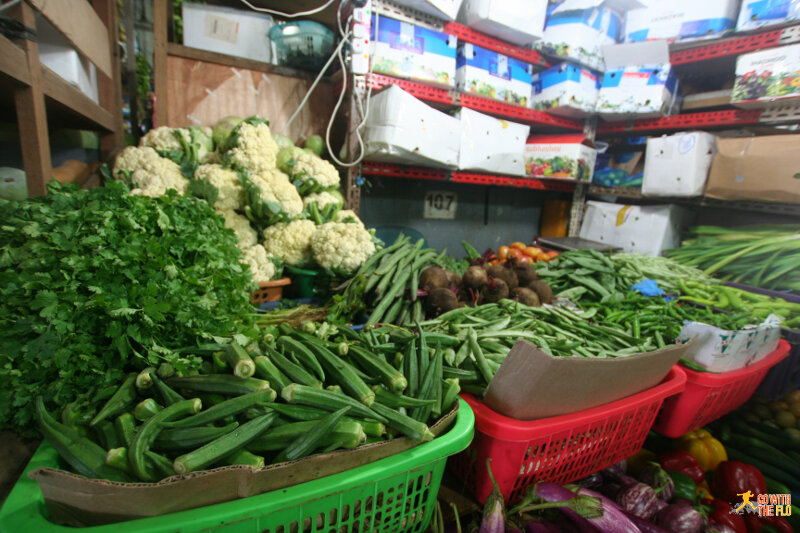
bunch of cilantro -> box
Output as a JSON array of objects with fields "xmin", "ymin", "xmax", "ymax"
[{"xmin": 0, "ymin": 181, "xmax": 258, "ymax": 435}]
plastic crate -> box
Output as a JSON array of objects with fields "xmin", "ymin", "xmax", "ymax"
[
  {"xmin": 250, "ymin": 277, "xmax": 290, "ymax": 305},
  {"xmin": 654, "ymin": 340, "xmax": 791, "ymax": 438},
  {"xmin": 0, "ymin": 400, "xmax": 474, "ymax": 533},
  {"xmin": 449, "ymin": 367, "xmax": 686, "ymax": 505}
]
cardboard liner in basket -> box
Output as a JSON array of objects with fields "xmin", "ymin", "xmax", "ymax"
[{"xmin": 30, "ymin": 403, "xmax": 459, "ymax": 527}]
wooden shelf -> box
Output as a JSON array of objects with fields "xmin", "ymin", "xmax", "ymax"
[{"xmin": 42, "ymin": 67, "xmax": 115, "ymax": 132}]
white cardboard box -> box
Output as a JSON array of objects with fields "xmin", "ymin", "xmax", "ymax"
[
  {"xmin": 737, "ymin": 0, "xmax": 800, "ymax": 31},
  {"xmin": 642, "ymin": 132, "xmax": 717, "ymax": 197},
  {"xmin": 36, "ymin": 15, "xmax": 98, "ymax": 103},
  {"xmin": 731, "ymin": 43, "xmax": 800, "ymax": 108},
  {"xmin": 182, "ymin": 3, "xmax": 274, "ymax": 63},
  {"xmin": 579, "ymin": 200, "xmax": 692, "ymax": 256},
  {"xmin": 531, "ymin": 62, "xmax": 600, "ymax": 117},
  {"xmin": 597, "ymin": 40, "xmax": 679, "ymax": 120},
  {"xmin": 624, "ymin": 0, "xmax": 739, "ymax": 43},
  {"xmin": 457, "ymin": 0, "xmax": 547, "ymax": 45},
  {"xmin": 457, "ymin": 108, "xmax": 529, "ymax": 175},
  {"xmin": 392, "ymin": 0, "xmax": 463, "ymax": 20},
  {"xmin": 524, "ymin": 134, "xmax": 597, "ymax": 181},
  {"xmin": 456, "ymin": 43, "xmax": 532, "ymax": 106},
  {"xmin": 363, "ymin": 85, "xmax": 461, "ymax": 168}
]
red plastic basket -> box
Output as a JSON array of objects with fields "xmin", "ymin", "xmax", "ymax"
[
  {"xmin": 653, "ymin": 340, "xmax": 791, "ymax": 438},
  {"xmin": 449, "ymin": 367, "xmax": 687, "ymax": 504}
]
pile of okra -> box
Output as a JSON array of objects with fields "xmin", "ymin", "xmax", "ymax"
[{"xmin": 36, "ymin": 323, "xmax": 460, "ymax": 483}]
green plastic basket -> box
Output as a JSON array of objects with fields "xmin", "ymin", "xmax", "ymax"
[{"xmin": 0, "ymin": 400, "xmax": 474, "ymax": 532}]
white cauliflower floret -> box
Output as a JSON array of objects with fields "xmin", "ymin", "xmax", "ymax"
[
  {"xmin": 293, "ymin": 151, "xmax": 340, "ymax": 189},
  {"xmin": 242, "ymin": 244, "xmax": 281, "ymax": 282},
  {"xmin": 217, "ymin": 209, "xmax": 258, "ymax": 249},
  {"xmin": 140, "ymin": 126, "xmax": 185, "ymax": 152},
  {"xmin": 262, "ymin": 219, "xmax": 315, "ymax": 266},
  {"xmin": 225, "ymin": 121, "xmax": 278, "ymax": 175},
  {"xmin": 311, "ymin": 222, "xmax": 376, "ymax": 273},
  {"xmin": 195, "ymin": 164, "xmax": 244, "ymax": 211},
  {"xmin": 113, "ymin": 146, "xmax": 189, "ymax": 197},
  {"xmin": 303, "ymin": 191, "xmax": 343, "ymax": 210},
  {"xmin": 335, "ymin": 209, "xmax": 365, "ymax": 227},
  {"xmin": 251, "ymin": 169, "xmax": 303, "ymax": 218}
]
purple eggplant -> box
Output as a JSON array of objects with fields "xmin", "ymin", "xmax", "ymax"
[
  {"xmin": 606, "ymin": 460, "xmax": 628, "ymax": 474},
  {"xmin": 638, "ymin": 463, "xmax": 674, "ymax": 502},
  {"xmin": 652, "ymin": 499, "xmax": 668, "ymax": 514},
  {"xmin": 525, "ymin": 521, "xmax": 561, "ymax": 533},
  {"xmin": 576, "ymin": 472, "xmax": 604, "ymax": 490},
  {"xmin": 704, "ymin": 524, "xmax": 736, "ymax": 533},
  {"xmin": 530, "ymin": 483, "xmax": 640, "ymax": 533},
  {"xmin": 616, "ymin": 482, "xmax": 659, "ymax": 520},
  {"xmin": 655, "ymin": 503, "xmax": 705, "ymax": 533},
  {"xmin": 620, "ymin": 509, "xmax": 669, "ymax": 533},
  {"xmin": 479, "ymin": 460, "xmax": 505, "ymax": 533}
]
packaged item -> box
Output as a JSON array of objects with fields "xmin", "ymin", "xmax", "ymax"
[
  {"xmin": 456, "ymin": 43, "xmax": 532, "ymax": 106},
  {"xmin": 624, "ymin": 0, "xmax": 739, "ymax": 43},
  {"xmin": 524, "ymin": 134, "xmax": 597, "ymax": 181},
  {"xmin": 531, "ymin": 62, "xmax": 600, "ymax": 117},
  {"xmin": 36, "ymin": 15, "xmax": 99, "ymax": 103},
  {"xmin": 363, "ymin": 85, "xmax": 461, "ymax": 168},
  {"xmin": 731, "ymin": 43, "xmax": 800, "ymax": 108},
  {"xmin": 182, "ymin": 2, "xmax": 274, "ymax": 64},
  {"xmin": 392, "ymin": 0, "xmax": 463, "ymax": 20},
  {"xmin": 370, "ymin": 14, "xmax": 458, "ymax": 87},
  {"xmin": 457, "ymin": 108, "xmax": 529, "ymax": 175},
  {"xmin": 737, "ymin": 0, "xmax": 800, "ymax": 31},
  {"xmin": 456, "ymin": 0, "xmax": 547, "ymax": 45},
  {"xmin": 642, "ymin": 132, "xmax": 716, "ymax": 197}
]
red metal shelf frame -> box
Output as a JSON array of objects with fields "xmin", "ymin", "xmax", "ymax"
[
  {"xmin": 365, "ymin": 73, "xmax": 454, "ymax": 106},
  {"xmin": 670, "ymin": 25, "xmax": 799, "ymax": 65},
  {"xmin": 442, "ymin": 21, "xmax": 548, "ymax": 68},
  {"xmin": 597, "ymin": 109, "xmax": 763, "ymax": 134},
  {"xmin": 361, "ymin": 161, "xmax": 578, "ymax": 192}
]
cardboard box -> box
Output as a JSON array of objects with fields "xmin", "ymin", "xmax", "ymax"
[
  {"xmin": 456, "ymin": 43, "xmax": 532, "ymax": 106},
  {"xmin": 731, "ymin": 43, "xmax": 800, "ymax": 108},
  {"xmin": 482, "ymin": 339, "xmax": 688, "ymax": 420},
  {"xmin": 705, "ymin": 134, "xmax": 800, "ymax": 204},
  {"xmin": 363, "ymin": 85, "xmax": 461, "ymax": 168},
  {"xmin": 624, "ymin": 0, "xmax": 739, "ymax": 43},
  {"xmin": 737, "ymin": 0, "xmax": 800, "ymax": 31},
  {"xmin": 371, "ymin": 14, "xmax": 457, "ymax": 87},
  {"xmin": 538, "ymin": 0, "xmax": 641, "ymax": 71},
  {"xmin": 579, "ymin": 200, "xmax": 692, "ymax": 256},
  {"xmin": 36, "ymin": 15, "xmax": 98, "ymax": 103},
  {"xmin": 457, "ymin": 0, "xmax": 547, "ymax": 45},
  {"xmin": 182, "ymin": 3, "xmax": 274, "ymax": 64},
  {"xmin": 597, "ymin": 40, "xmax": 679, "ymax": 120},
  {"xmin": 531, "ymin": 62, "xmax": 600, "ymax": 117},
  {"xmin": 392, "ymin": 0, "xmax": 463, "ymax": 20},
  {"xmin": 592, "ymin": 137, "xmax": 646, "ymax": 187},
  {"xmin": 525, "ymin": 134, "xmax": 597, "ymax": 181},
  {"xmin": 457, "ymin": 108, "xmax": 529, "ymax": 175},
  {"xmin": 677, "ymin": 316, "xmax": 783, "ymax": 372},
  {"xmin": 642, "ymin": 131, "xmax": 717, "ymax": 197},
  {"xmin": 30, "ymin": 404, "xmax": 459, "ymax": 526}
]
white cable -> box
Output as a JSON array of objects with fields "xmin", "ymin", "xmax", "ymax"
[
  {"xmin": 280, "ymin": 30, "xmax": 352, "ymax": 136},
  {"xmin": 326, "ymin": 33, "xmax": 367, "ymax": 167},
  {"xmin": 238, "ymin": 0, "xmax": 336, "ymax": 18}
]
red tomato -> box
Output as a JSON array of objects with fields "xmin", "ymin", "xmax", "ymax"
[
  {"xmin": 524, "ymin": 246, "xmax": 541, "ymax": 257},
  {"xmin": 509, "ymin": 242, "xmax": 527, "ymax": 250},
  {"xmin": 517, "ymin": 255, "xmax": 532, "ymax": 264},
  {"xmin": 507, "ymin": 248, "xmax": 523, "ymax": 260},
  {"xmin": 497, "ymin": 246, "xmax": 510, "ymax": 260}
]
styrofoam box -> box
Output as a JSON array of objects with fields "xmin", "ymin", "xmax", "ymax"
[
  {"xmin": 457, "ymin": 0, "xmax": 547, "ymax": 46},
  {"xmin": 182, "ymin": 2, "xmax": 273, "ymax": 64},
  {"xmin": 624, "ymin": 0, "xmax": 739, "ymax": 43},
  {"xmin": 737, "ymin": 0, "xmax": 800, "ymax": 31},
  {"xmin": 392, "ymin": 0, "xmax": 463, "ymax": 20},
  {"xmin": 531, "ymin": 62, "xmax": 600, "ymax": 117},
  {"xmin": 731, "ymin": 43, "xmax": 800, "ymax": 108},
  {"xmin": 457, "ymin": 108, "xmax": 529, "ymax": 175},
  {"xmin": 642, "ymin": 132, "xmax": 716, "ymax": 197},
  {"xmin": 36, "ymin": 15, "xmax": 98, "ymax": 104},
  {"xmin": 579, "ymin": 200, "xmax": 692, "ymax": 256},
  {"xmin": 456, "ymin": 43, "xmax": 532, "ymax": 106},
  {"xmin": 363, "ymin": 85, "xmax": 461, "ymax": 168}
]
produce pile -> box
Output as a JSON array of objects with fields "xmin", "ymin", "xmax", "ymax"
[
  {"xmin": 36, "ymin": 323, "xmax": 458, "ymax": 482},
  {"xmin": 111, "ymin": 117, "xmax": 377, "ymax": 282},
  {"xmin": 667, "ymin": 225, "xmax": 800, "ymax": 292}
]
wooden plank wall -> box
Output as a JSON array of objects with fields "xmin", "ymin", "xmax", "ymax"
[{"xmin": 165, "ymin": 55, "xmax": 336, "ymax": 144}]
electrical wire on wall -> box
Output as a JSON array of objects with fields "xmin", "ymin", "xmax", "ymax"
[{"xmin": 238, "ymin": 0, "xmax": 337, "ymax": 18}]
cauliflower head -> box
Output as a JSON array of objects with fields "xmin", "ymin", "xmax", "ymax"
[
  {"xmin": 241, "ymin": 169, "xmax": 303, "ymax": 224},
  {"xmin": 311, "ymin": 222, "xmax": 376, "ymax": 273},
  {"xmin": 242, "ymin": 244, "xmax": 282, "ymax": 282},
  {"xmin": 141, "ymin": 126, "xmax": 215, "ymax": 169},
  {"xmin": 221, "ymin": 119, "xmax": 278, "ymax": 175},
  {"xmin": 195, "ymin": 164, "xmax": 245, "ymax": 211},
  {"xmin": 141, "ymin": 126, "xmax": 185, "ymax": 152},
  {"xmin": 303, "ymin": 190, "xmax": 343, "ymax": 210},
  {"xmin": 217, "ymin": 209, "xmax": 258, "ymax": 249},
  {"xmin": 262, "ymin": 219, "xmax": 316, "ymax": 266},
  {"xmin": 113, "ymin": 146, "xmax": 189, "ymax": 197},
  {"xmin": 278, "ymin": 147, "xmax": 340, "ymax": 194},
  {"xmin": 335, "ymin": 209, "xmax": 365, "ymax": 227}
]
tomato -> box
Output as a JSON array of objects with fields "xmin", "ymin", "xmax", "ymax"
[
  {"xmin": 524, "ymin": 246, "xmax": 541, "ymax": 257},
  {"xmin": 497, "ymin": 246, "xmax": 510, "ymax": 260},
  {"xmin": 507, "ymin": 248, "xmax": 523, "ymax": 260},
  {"xmin": 509, "ymin": 242, "xmax": 527, "ymax": 250},
  {"xmin": 546, "ymin": 251, "xmax": 559, "ymax": 259},
  {"xmin": 517, "ymin": 255, "xmax": 532, "ymax": 264}
]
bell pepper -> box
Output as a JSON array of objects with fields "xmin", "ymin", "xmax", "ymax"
[
  {"xmin": 677, "ymin": 429, "xmax": 728, "ymax": 472},
  {"xmin": 745, "ymin": 514, "xmax": 762, "ymax": 533},
  {"xmin": 697, "ymin": 480, "xmax": 713, "ymax": 500},
  {"xmin": 666, "ymin": 470, "xmax": 697, "ymax": 502},
  {"xmin": 658, "ymin": 450, "xmax": 705, "ymax": 484},
  {"xmin": 703, "ymin": 498, "xmax": 747, "ymax": 533},
  {"xmin": 759, "ymin": 516, "xmax": 793, "ymax": 533},
  {"xmin": 710, "ymin": 460, "xmax": 766, "ymax": 506}
]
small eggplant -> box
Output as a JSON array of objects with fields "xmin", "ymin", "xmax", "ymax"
[
  {"xmin": 638, "ymin": 462, "xmax": 674, "ymax": 502},
  {"xmin": 621, "ymin": 509, "xmax": 669, "ymax": 533},
  {"xmin": 616, "ymin": 482, "xmax": 659, "ymax": 520},
  {"xmin": 524, "ymin": 521, "xmax": 562, "ymax": 533},
  {"xmin": 532, "ymin": 483, "xmax": 639, "ymax": 533},
  {"xmin": 655, "ymin": 503, "xmax": 706, "ymax": 533},
  {"xmin": 575, "ymin": 472, "xmax": 603, "ymax": 490},
  {"xmin": 606, "ymin": 460, "xmax": 628, "ymax": 475},
  {"xmin": 479, "ymin": 460, "xmax": 505, "ymax": 533},
  {"xmin": 704, "ymin": 525, "xmax": 737, "ymax": 533}
]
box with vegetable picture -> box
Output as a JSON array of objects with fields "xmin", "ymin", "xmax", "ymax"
[
  {"xmin": 456, "ymin": 43, "xmax": 533, "ymax": 106},
  {"xmin": 524, "ymin": 134, "xmax": 597, "ymax": 181},
  {"xmin": 731, "ymin": 43, "xmax": 800, "ymax": 108}
]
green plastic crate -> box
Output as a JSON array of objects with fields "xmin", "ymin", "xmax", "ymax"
[{"xmin": 0, "ymin": 399, "xmax": 474, "ymax": 532}]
